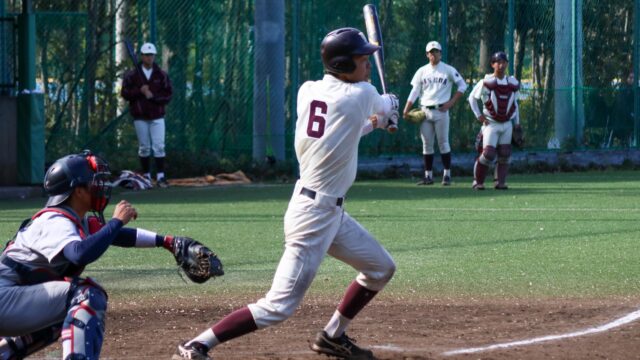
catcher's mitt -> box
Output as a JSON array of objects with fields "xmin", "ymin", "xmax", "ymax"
[
  {"xmin": 404, "ymin": 108, "xmax": 426, "ymax": 124},
  {"xmin": 173, "ymin": 236, "xmax": 224, "ymax": 283},
  {"xmin": 512, "ymin": 125, "xmax": 525, "ymax": 148}
]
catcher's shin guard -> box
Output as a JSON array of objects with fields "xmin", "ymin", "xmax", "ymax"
[
  {"xmin": 496, "ymin": 162, "xmax": 509, "ymax": 187},
  {"xmin": 496, "ymin": 145, "xmax": 511, "ymax": 187},
  {"xmin": 61, "ymin": 279, "xmax": 108, "ymax": 359},
  {"xmin": 0, "ymin": 326, "xmax": 61, "ymax": 360},
  {"xmin": 473, "ymin": 160, "xmax": 488, "ymax": 186}
]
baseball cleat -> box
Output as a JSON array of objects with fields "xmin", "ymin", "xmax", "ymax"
[
  {"xmin": 157, "ymin": 178, "xmax": 170, "ymax": 188},
  {"xmin": 442, "ymin": 175, "xmax": 451, "ymax": 186},
  {"xmin": 494, "ymin": 184, "xmax": 509, "ymax": 190},
  {"xmin": 310, "ymin": 331, "xmax": 374, "ymax": 359},
  {"xmin": 172, "ymin": 342, "xmax": 212, "ymax": 360},
  {"xmin": 416, "ymin": 176, "xmax": 434, "ymax": 186},
  {"xmin": 472, "ymin": 182, "xmax": 485, "ymax": 190}
]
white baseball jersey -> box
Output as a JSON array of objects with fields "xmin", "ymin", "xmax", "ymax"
[
  {"xmin": 468, "ymin": 74, "xmax": 520, "ymax": 124},
  {"xmin": 295, "ymin": 74, "xmax": 386, "ymax": 197},
  {"xmin": 409, "ymin": 62, "xmax": 467, "ymax": 106}
]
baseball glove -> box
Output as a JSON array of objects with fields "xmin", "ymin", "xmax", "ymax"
[
  {"xmin": 173, "ymin": 236, "xmax": 224, "ymax": 283},
  {"xmin": 404, "ymin": 108, "xmax": 426, "ymax": 124},
  {"xmin": 512, "ymin": 125, "xmax": 525, "ymax": 148}
]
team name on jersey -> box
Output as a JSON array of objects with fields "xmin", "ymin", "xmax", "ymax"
[{"xmin": 422, "ymin": 76, "xmax": 448, "ymax": 87}]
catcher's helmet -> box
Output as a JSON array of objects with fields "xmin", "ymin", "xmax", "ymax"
[
  {"xmin": 44, "ymin": 150, "xmax": 112, "ymax": 212},
  {"xmin": 321, "ymin": 27, "xmax": 379, "ymax": 74},
  {"xmin": 491, "ymin": 51, "xmax": 508, "ymax": 63}
]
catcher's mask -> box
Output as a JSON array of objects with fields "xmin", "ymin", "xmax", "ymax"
[
  {"xmin": 321, "ymin": 27, "xmax": 379, "ymax": 74},
  {"xmin": 44, "ymin": 150, "xmax": 112, "ymax": 215}
]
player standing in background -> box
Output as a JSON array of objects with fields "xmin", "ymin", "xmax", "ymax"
[
  {"xmin": 402, "ymin": 41, "xmax": 467, "ymax": 186},
  {"xmin": 468, "ymin": 51, "xmax": 521, "ymax": 190},
  {"xmin": 121, "ymin": 42, "xmax": 173, "ymax": 188},
  {"xmin": 173, "ymin": 27, "xmax": 397, "ymax": 360},
  {"xmin": 0, "ymin": 151, "xmax": 191, "ymax": 359}
]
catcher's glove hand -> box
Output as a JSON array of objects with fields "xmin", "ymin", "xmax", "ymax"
[
  {"xmin": 172, "ymin": 236, "xmax": 224, "ymax": 283},
  {"xmin": 512, "ymin": 125, "xmax": 525, "ymax": 148},
  {"xmin": 404, "ymin": 108, "xmax": 426, "ymax": 124}
]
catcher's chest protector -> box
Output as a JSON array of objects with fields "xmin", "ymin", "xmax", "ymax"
[{"xmin": 483, "ymin": 77, "xmax": 519, "ymax": 122}]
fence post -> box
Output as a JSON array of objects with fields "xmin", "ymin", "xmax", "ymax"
[
  {"xmin": 572, "ymin": 0, "xmax": 584, "ymax": 148},
  {"xmin": 507, "ymin": 0, "xmax": 514, "ymax": 75},
  {"xmin": 634, "ymin": 0, "xmax": 640, "ymax": 148},
  {"xmin": 440, "ymin": 0, "xmax": 447, "ymax": 62},
  {"xmin": 16, "ymin": 0, "xmax": 43, "ymax": 185},
  {"xmin": 253, "ymin": 0, "xmax": 285, "ymax": 163},
  {"xmin": 290, "ymin": 0, "xmax": 299, "ymax": 160},
  {"xmin": 149, "ymin": 0, "xmax": 156, "ymax": 44}
]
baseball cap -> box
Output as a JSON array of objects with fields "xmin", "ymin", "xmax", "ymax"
[
  {"xmin": 425, "ymin": 41, "xmax": 442, "ymax": 53},
  {"xmin": 491, "ymin": 51, "xmax": 508, "ymax": 63},
  {"xmin": 140, "ymin": 43, "xmax": 157, "ymax": 55}
]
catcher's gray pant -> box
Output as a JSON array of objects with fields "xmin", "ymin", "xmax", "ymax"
[
  {"xmin": 0, "ymin": 266, "xmax": 107, "ymax": 359},
  {"xmin": 247, "ymin": 182, "xmax": 396, "ymax": 328},
  {"xmin": 134, "ymin": 118, "xmax": 166, "ymax": 157},
  {"xmin": 0, "ymin": 266, "xmax": 69, "ymax": 336},
  {"xmin": 420, "ymin": 107, "xmax": 450, "ymax": 154}
]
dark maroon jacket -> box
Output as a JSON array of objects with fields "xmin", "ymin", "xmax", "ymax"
[{"xmin": 121, "ymin": 63, "xmax": 172, "ymax": 120}]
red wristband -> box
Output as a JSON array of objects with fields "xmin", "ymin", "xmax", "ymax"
[{"xmin": 163, "ymin": 235, "xmax": 175, "ymax": 251}]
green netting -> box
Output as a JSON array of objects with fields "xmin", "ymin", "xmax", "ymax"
[{"xmin": 3, "ymin": 0, "xmax": 637, "ymax": 175}]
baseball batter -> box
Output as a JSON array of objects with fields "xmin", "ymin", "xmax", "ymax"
[
  {"xmin": 468, "ymin": 51, "xmax": 521, "ymax": 190},
  {"xmin": 173, "ymin": 28, "xmax": 397, "ymax": 360},
  {"xmin": 403, "ymin": 41, "xmax": 467, "ymax": 186},
  {"xmin": 0, "ymin": 151, "xmax": 189, "ymax": 359}
]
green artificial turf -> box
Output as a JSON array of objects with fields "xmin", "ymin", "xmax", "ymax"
[{"xmin": 1, "ymin": 171, "xmax": 638, "ymax": 299}]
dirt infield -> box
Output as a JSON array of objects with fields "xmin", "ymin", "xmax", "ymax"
[{"xmin": 71, "ymin": 295, "xmax": 639, "ymax": 359}]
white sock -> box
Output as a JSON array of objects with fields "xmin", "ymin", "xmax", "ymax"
[
  {"xmin": 187, "ymin": 328, "xmax": 220, "ymax": 349},
  {"xmin": 443, "ymin": 169, "xmax": 451, "ymax": 177},
  {"xmin": 144, "ymin": 172, "xmax": 151, "ymax": 180},
  {"xmin": 323, "ymin": 311, "xmax": 351, "ymax": 338},
  {"xmin": 157, "ymin": 172, "xmax": 165, "ymax": 181},
  {"xmin": 425, "ymin": 171, "xmax": 433, "ymax": 178}
]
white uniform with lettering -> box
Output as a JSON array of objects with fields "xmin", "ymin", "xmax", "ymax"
[
  {"xmin": 409, "ymin": 61, "xmax": 467, "ymax": 154},
  {"xmin": 248, "ymin": 74, "xmax": 396, "ymax": 327}
]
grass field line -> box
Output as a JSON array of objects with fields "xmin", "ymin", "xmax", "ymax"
[
  {"xmin": 414, "ymin": 207, "xmax": 640, "ymax": 212},
  {"xmin": 440, "ymin": 308, "xmax": 640, "ymax": 356}
]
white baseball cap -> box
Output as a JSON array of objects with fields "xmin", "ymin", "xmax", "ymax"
[
  {"xmin": 140, "ymin": 42, "xmax": 157, "ymax": 55},
  {"xmin": 425, "ymin": 41, "xmax": 442, "ymax": 53}
]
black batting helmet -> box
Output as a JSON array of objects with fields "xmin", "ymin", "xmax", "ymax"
[
  {"xmin": 44, "ymin": 150, "xmax": 111, "ymax": 212},
  {"xmin": 491, "ymin": 51, "xmax": 508, "ymax": 63},
  {"xmin": 321, "ymin": 27, "xmax": 379, "ymax": 74}
]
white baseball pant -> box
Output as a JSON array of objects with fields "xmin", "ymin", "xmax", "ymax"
[
  {"xmin": 419, "ymin": 108, "xmax": 450, "ymax": 154},
  {"xmin": 247, "ymin": 182, "xmax": 396, "ymax": 328},
  {"xmin": 482, "ymin": 120, "xmax": 513, "ymax": 148},
  {"xmin": 134, "ymin": 118, "xmax": 166, "ymax": 157}
]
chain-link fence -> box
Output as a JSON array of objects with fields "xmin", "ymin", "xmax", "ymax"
[{"xmin": 2, "ymin": 0, "xmax": 638, "ymax": 176}]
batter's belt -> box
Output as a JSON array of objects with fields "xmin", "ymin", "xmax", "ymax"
[{"xmin": 300, "ymin": 187, "xmax": 344, "ymax": 207}]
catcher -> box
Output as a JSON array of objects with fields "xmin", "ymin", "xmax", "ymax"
[{"xmin": 0, "ymin": 150, "xmax": 222, "ymax": 360}]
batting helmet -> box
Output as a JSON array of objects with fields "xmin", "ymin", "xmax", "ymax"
[
  {"xmin": 491, "ymin": 51, "xmax": 508, "ymax": 63},
  {"xmin": 321, "ymin": 27, "xmax": 379, "ymax": 74},
  {"xmin": 44, "ymin": 150, "xmax": 112, "ymax": 212}
]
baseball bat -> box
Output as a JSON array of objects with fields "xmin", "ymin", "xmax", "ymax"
[
  {"xmin": 363, "ymin": 4, "xmax": 397, "ymax": 132},
  {"xmin": 363, "ymin": 4, "xmax": 387, "ymax": 94},
  {"xmin": 124, "ymin": 38, "xmax": 145, "ymax": 81}
]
